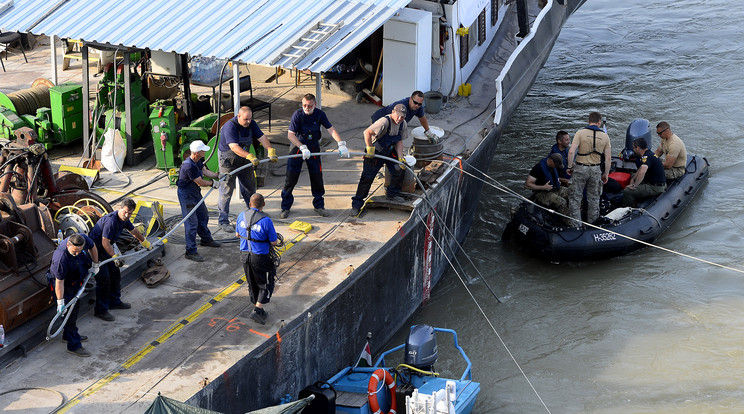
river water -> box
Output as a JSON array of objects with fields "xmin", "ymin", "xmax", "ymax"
[{"xmin": 389, "ymin": 1, "xmax": 744, "ymax": 413}]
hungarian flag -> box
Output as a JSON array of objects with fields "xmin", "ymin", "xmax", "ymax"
[{"xmin": 353, "ymin": 341, "xmax": 373, "ymax": 368}]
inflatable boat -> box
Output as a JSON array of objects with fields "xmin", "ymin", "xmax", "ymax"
[{"xmin": 502, "ymin": 119, "xmax": 709, "ymax": 262}]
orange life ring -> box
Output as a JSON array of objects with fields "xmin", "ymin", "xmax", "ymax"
[{"xmin": 368, "ymin": 368, "xmax": 397, "ymax": 414}]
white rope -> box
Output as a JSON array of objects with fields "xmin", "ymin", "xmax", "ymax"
[
  {"xmin": 414, "ymin": 209, "xmax": 553, "ymax": 414},
  {"xmin": 443, "ymin": 160, "xmax": 744, "ymax": 275}
]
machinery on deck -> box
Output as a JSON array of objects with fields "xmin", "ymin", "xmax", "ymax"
[
  {"xmin": 93, "ymin": 61, "xmax": 150, "ymax": 149},
  {"xmin": 0, "ymin": 79, "xmax": 84, "ymax": 149},
  {"xmin": 0, "ymin": 127, "xmax": 112, "ymax": 332}
]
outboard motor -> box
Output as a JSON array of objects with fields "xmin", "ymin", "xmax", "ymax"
[
  {"xmin": 405, "ymin": 324, "xmax": 438, "ymax": 370},
  {"xmin": 622, "ymin": 118, "xmax": 653, "ymax": 161}
]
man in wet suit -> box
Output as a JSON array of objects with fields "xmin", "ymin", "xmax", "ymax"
[
  {"xmin": 351, "ymin": 104, "xmax": 409, "ymax": 217},
  {"xmin": 525, "ymin": 153, "xmax": 570, "ymax": 218},
  {"xmin": 566, "ymin": 111, "xmax": 612, "ymax": 226},
  {"xmin": 622, "ymin": 138, "xmax": 666, "ymax": 207},
  {"xmin": 654, "ymin": 121, "xmax": 687, "ymax": 179},
  {"xmin": 549, "ymin": 130, "xmax": 571, "ymax": 185}
]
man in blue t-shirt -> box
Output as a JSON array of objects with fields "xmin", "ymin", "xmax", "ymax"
[
  {"xmin": 177, "ymin": 140, "xmax": 222, "ymax": 262},
  {"xmin": 280, "ymin": 93, "xmax": 349, "ymax": 219},
  {"xmin": 217, "ymin": 106, "xmax": 277, "ymax": 233},
  {"xmin": 549, "ymin": 130, "xmax": 571, "ymax": 185},
  {"xmin": 371, "ymin": 91, "xmax": 436, "ymax": 141},
  {"xmin": 236, "ymin": 193, "xmax": 278, "ymax": 325},
  {"xmin": 622, "ymin": 138, "xmax": 667, "ymax": 207},
  {"xmin": 47, "ymin": 234, "xmax": 99, "ymax": 357},
  {"xmin": 88, "ymin": 198, "xmax": 149, "ymax": 322}
]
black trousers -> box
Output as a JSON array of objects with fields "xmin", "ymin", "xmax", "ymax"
[{"xmin": 241, "ymin": 251, "xmax": 276, "ymax": 305}]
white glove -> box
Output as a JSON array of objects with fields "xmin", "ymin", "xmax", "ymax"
[
  {"xmin": 211, "ymin": 179, "xmax": 220, "ymax": 189},
  {"xmin": 91, "ymin": 262, "xmax": 100, "ymax": 276},
  {"xmin": 337, "ymin": 141, "xmax": 350, "ymax": 158},
  {"xmin": 299, "ymin": 145, "xmax": 311, "ymax": 160},
  {"xmin": 57, "ymin": 299, "xmax": 65, "ymax": 313},
  {"xmin": 424, "ymin": 129, "xmax": 438, "ymax": 143}
]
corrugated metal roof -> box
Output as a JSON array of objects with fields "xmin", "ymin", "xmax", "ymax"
[{"xmin": 0, "ymin": 0, "xmax": 410, "ymax": 72}]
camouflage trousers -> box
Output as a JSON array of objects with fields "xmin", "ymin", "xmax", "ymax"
[
  {"xmin": 568, "ymin": 164, "xmax": 602, "ymax": 224},
  {"xmin": 622, "ymin": 182, "xmax": 666, "ymax": 207},
  {"xmin": 665, "ymin": 166, "xmax": 685, "ymax": 179},
  {"xmin": 533, "ymin": 186, "xmax": 570, "ymax": 216}
]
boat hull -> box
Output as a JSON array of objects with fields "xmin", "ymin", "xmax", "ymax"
[
  {"xmin": 188, "ymin": 1, "xmax": 586, "ymax": 412},
  {"xmin": 503, "ymin": 154, "xmax": 710, "ymax": 261}
]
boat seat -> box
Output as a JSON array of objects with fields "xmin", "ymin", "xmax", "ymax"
[{"xmin": 230, "ymin": 75, "xmax": 272, "ymax": 131}]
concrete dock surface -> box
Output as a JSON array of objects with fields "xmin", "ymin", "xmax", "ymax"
[{"xmin": 0, "ymin": 33, "xmax": 503, "ymax": 413}]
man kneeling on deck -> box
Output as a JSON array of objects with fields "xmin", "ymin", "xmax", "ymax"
[
  {"xmin": 525, "ymin": 153, "xmax": 570, "ymax": 220},
  {"xmin": 622, "ymin": 138, "xmax": 666, "ymax": 207}
]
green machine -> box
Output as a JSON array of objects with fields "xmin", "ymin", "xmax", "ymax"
[
  {"xmin": 94, "ymin": 64, "xmax": 149, "ymax": 147},
  {"xmin": 49, "ymin": 84, "xmax": 84, "ymax": 146},
  {"xmin": 149, "ymin": 103, "xmax": 178, "ymax": 170},
  {"xmin": 0, "ymin": 83, "xmax": 83, "ymax": 148}
]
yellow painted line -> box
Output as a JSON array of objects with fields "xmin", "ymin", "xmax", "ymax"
[
  {"xmin": 277, "ymin": 233, "xmax": 307, "ymax": 256},
  {"xmin": 59, "ymin": 274, "xmax": 248, "ymax": 412}
]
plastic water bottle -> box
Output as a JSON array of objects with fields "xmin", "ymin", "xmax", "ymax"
[
  {"xmin": 57, "ymin": 229, "xmax": 64, "ymax": 245},
  {"xmin": 0, "ymin": 324, "xmax": 5, "ymax": 348}
]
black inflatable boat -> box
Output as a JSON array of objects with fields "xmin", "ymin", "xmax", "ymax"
[{"xmin": 502, "ymin": 119, "xmax": 709, "ymax": 262}]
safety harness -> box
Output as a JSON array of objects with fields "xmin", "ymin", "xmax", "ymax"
[
  {"xmin": 577, "ymin": 127, "xmax": 605, "ymax": 158},
  {"xmin": 239, "ymin": 209, "xmax": 270, "ymax": 244}
]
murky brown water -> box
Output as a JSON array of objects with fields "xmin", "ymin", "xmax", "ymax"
[{"xmin": 392, "ymin": 1, "xmax": 744, "ymax": 412}]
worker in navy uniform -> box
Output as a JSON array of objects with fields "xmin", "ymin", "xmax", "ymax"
[
  {"xmin": 371, "ymin": 91, "xmax": 437, "ymax": 142},
  {"xmin": 622, "ymin": 138, "xmax": 667, "ymax": 207},
  {"xmin": 89, "ymin": 198, "xmax": 149, "ymax": 322},
  {"xmin": 280, "ymin": 93, "xmax": 349, "ymax": 219},
  {"xmin": 351, "ymin": 104, "xmax": 409, "ymax": 217},
  {"xmin": 236, "ymin": 193, "xmax": 278, "ymax": 325},
  {"xmin": 217, "ymin": 106, "xmax": 277, "ymax": 233},
  {"xmin": 47, "ymin": 234, "xmax": 99, "ymax": 357},
  {"xmin": 549, "ymin": 130, "xmax": 571, "ymax": 185},
  {"xmin": 178, "ymin": 140, "xmax": 222, "ymax": 262},
  {"xmin": 525, "ymin": 153, "xmax": 570, "ymax": 220}
]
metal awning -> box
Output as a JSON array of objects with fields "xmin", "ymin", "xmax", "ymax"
[{"xmin": 0, "ymin": 0, "xmax": 411, "ymax": 72}]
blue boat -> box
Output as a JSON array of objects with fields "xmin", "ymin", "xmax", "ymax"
[{"xmin": 299, "ymin": 325, "xmax": 480, "ymax": 414}]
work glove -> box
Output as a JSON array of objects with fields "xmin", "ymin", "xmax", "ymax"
[
  {"xmin": 398, "ymin": 157, "xmax": 408, "ymax": 170},
  {"xmin": 337, "ymin": 141, "xmax": 350, "ymax": 158},
  {"xmin": 268, "ymin": 147, "xmax": 278, "ymax": 163},
  {"xmin": 211, "ymin": 179, "xmax": 220, "ymax": 189},
  {"xmin": 364, "ymin": 146, "xmax": 376, "ymax": 159},
  {"xmin": 424, "ymin": 129, "xmax": 438, "ymax": 143},
  {"xmin": 245, "ymin": 152, "xmax": 260, "ymax": 167},
  {"xmin": 113, "ymin": 254, "xmax": 125, "ymax": 267},
  {"xmin": 299, "ymin": 145, "xmax": 311, "ymax": 160},
  {"xmin": 141, "ymin": 239, "xmax": 152, "ymax": 250},
  {"xmin": 91, "ymin": 262, "xmax": 100, "ymax": 276},
  {"xmin": 56, "ymin": 299, "xmax": 65, "ymax": 314}
]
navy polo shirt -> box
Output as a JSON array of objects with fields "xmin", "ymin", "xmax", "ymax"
[
  {"xmin": 371, "ymin": 97, "xmax": 425, "ymax": 123},
  {"xmin": 236, "ymin": 208, "xmax": 277, "ymax": 255},
  {"xmin": 89, "ymin": 211, "xmax": 134, "ymax": 254},
  {"xmin": 50, "ymin": 234, "xmax": 95, "ymax": 284},
  {"xmin": 288, "ymin": 108, "xmax": 332, "ymax": 143},
  {"xmin": 218, "ymin": 116, "xmax": 264, "ymax": 153},
  {"xmin": 177, "ymin": 157, "xmax": 204, "ymax": 193},
  {"xmin": 636, "ymin": 149, "xmax": 666, "ymax": 185}
]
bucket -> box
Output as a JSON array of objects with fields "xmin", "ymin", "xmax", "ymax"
[
  {"xmin": 423, "ymin": 91, "xmax": 443, "ymax": 114},
  {"xmin": 411, "ymin": 126, "xmax": 444, "ymax": 165}
]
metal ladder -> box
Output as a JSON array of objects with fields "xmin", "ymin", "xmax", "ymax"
[{"xmin": 271, "ymin": 21, "xmax": 344, "ymax": 67}]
